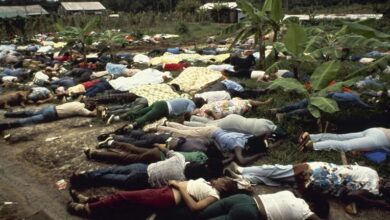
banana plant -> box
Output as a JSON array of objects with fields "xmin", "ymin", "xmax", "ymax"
[
  {"xmin": 223, "ymin": 0, "xmax": 283, "ymax": 68},
  {"xmin": 55, "ymin": 18, "xmax": 98, "ymax": 62},
  {"xmin": 98, "ymin": 30, "xmax": 128, "ymax": 61}
]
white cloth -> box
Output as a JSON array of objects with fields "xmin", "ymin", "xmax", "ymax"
[
  {"xmin": 37, "ymin": 45, "xmax": 53, "ymax": 53},
  {"xmin": 33, "ymin": 71, "xmax": 50, "ymax": 85},
  {"xmin": 275, "ymin": 70, "xmax": 290, "ymax": 78},
  {"xmin": 207, "ymin": 64, "xmax": 234, "ymax": 72},
  {"xmin": 251, "ymin": 70, "xmax": 266, "ymax": 79},
  {"xmin": 359, "ymin": 58, "xmax": 375, "ymax": 64},
  {"xmin": 133, "ymin": 54, "xmax": 150, "ymax": 64},
  {"xmin": 55, "ymin": 102, "xmax": 91, "ymax": 118},
  {"xmin": 1, "ymin": 76, "xmax": 17, "ymax": 83},
  {"xmin": 195, "ymin": 91, "xmax": 231, "ymax": 103},
  {"xmin": 108, "ymin": 68, "xmax": 166, "ymax": 91},
  {"xmin": 187, "ymin": 178, "xmax": 220, "ymax": 201},
  {"xmin": 259, "ymin": 191, "xmax": 313, "ymax": 220}
]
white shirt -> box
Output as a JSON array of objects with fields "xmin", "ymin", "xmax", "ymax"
[
  {"xmin": 258, "ymin": 191, "xmax": 313, "ymax": 220},
  {"xmin": 1, "ymin": 76, "xmax": 17, "ymax": 83},
  {"xmin": 207, "ymin": 64, "xmax": 235, "ymax": 72},
  {"xmin": 195, "ymin": 91, "xmax": 231, "ymax": 103},
  {"xmin": 187, "ymin": 178, "xmax": 220, "ymax": 201},
  {"xmin": 108, "ymin": 68, "xmax": 165, "ymax": 91}
]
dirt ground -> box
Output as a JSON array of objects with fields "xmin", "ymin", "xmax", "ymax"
[{"xmin": 0, "ymin": 106, "xmax": 389, "ymax": 220}]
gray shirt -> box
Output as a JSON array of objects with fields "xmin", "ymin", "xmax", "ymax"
[{"xmin": 147, "ymin": 150, "xmax": 186, "ymax": 188}]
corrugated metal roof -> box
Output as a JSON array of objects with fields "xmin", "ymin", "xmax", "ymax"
[
  {"xmin": 200, "ymin": 2, "xmax": 238, "ymax": 10},
  {"xmin": 0, "ymin": 5, "xmax": 48, "ymax": 18},
  {"xmin": 60, "ymin": 2, "xmax": 106, "ymax": 11}
]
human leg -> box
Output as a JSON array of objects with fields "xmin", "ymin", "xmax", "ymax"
[
  {"xmin": 89, "ymin": 148, "xmax": 161, "ymax": 164},
  {"xmin": 82, "ymin": 164, "xmax": 149, "ymax": 189},
  {"xmin": 241, "ymin": 164, "xmax": 295, "ymax": 186},
  {"xmin": 276, "ymin": 99, "xmax": 308, "ymax": 113},
  {"xmin": 199, "ymin": 194, "xmax": 260, "ymax": 220},
  {"xmin": 87, "ymin": 187, "xmax": 176, "ymax": 217},
  {"xmin": 133, "ymin": 101, "xmax": 169, "ymax": 128},
  {"xmin": 309, "ymin": 130, "xmax": 367, "ymax": 142},
  {"xmin": 313, "ymin": 128, "xmax": 390, "ymax": 152},
  {"xmin": 157, "ymin": 123, "xmax": 218, "ymax": 138}
]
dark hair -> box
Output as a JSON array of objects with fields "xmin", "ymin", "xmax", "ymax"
[
  {"xmin": 84, "ymin": 101, "xmax": 96, "ymax": 111},
  {"xmin": 245, "ymin": 135, "xmax": 267, "ymax": 155},
  {"xmin": 193, "ymin": 97, "xmax": 207, "ymax": 108},
  {"xmin": 184, "ymin": 159, "xmax": 223, "ymax": 180},
  {"xmin": 304, "ymin": 192, "xmax": 330, "ymax": 219},
  {"xmin": 210, "ymin": 177, "xmax": 250, "ymax": 198},
  {"xmin": 380, "ymin": 179, "xmax": 390, "ymax": 203},
  {"xmin": 170, "ymin": 83, "xmax": 181, "ymax": 92}
]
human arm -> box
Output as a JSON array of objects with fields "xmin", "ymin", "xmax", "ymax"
[
  {"xmin": 233, "ymin": 147, "xmax": 263, "ymax": 166},
  {"xmin": 169, "ymin": 180, "xmax": 218, "ymax": 212},
  {"xmin": 346, "ymin": 190, "xmax": 390, "ymax": 209},
  {"xmin": 154, "ymin": 143, "xmax": 169, "ymax": 154},
  {"xmin": 222, "ymin": 153, "xmax": 235, "ymax": 166},
  {"xmin": 204, "ymin": 109, "xmax": 217, "ymax": 120},
  {"xmin": 36, "ymin": 93, "xmax": 54, "ymax": 104}
]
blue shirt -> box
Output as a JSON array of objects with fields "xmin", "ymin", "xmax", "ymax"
[
  {"xmin": 212, "ymin": 129, "xmax": 253, "ymax": 152},
  {"xmin": 106, "ymin": 63, "xmax": 127, "ymax": 75},
  {"xmin": 221, "ymin": 79, "xmax": 244, "ymax": 92},
  {"xmin": 166, "ymin": 98, "xmax": 196, "ymax": 116}
]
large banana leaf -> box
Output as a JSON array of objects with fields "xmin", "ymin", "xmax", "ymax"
[
  {"xmin": 262, "ymin": 0, "xmax": 283, "ymax": 22},
  {"xmin": 267, "ymin": 78, "xmax": 308, "ymax": 95},
  {"xmin": 336, "ymin": 34, "xmax": 390, "ymax": 49},
  {"xmin": 303, "ymin": 34, "xmax": 327, "ymax": 54},
  {"xmin": 317, "ymin": 77, "xmax": 361, "ymax": 96},
  {"xmin": 237, "ymin": 0, "xmax": 258, "ymax": 20},
  {"xmin": 337, "ymin": 21, "xmax": 390, "ymax": 40},
  {"xmin": 309, "ymin": 97, "xmax": 340, "ymax": 114},
  {"xmin": 345, "ymin": 55, "xmax": 390, "ymax": 79},
  {"xmin": 310, "ymin": 61, "xmax": 341, "ymax": 91},
  {"xmin": 307, "ymin": 104, "xmax": 321, "ymax": 118},
  {"xmin": 283, "ymin": 23, "xmax": 307, "ymax": 56},
  {"xmin": 265, "ymin": 60, "xmax": 291, "ymax": 74}
]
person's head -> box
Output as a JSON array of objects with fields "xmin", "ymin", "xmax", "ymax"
[
  {"xmin": 55, "ymin": 86, "xmax": 67, "ymax": 96},
  {"xmin": 379, "ymin": 178, "xmax": 390, "ymax": 203},
  {"xmin": 244, "ymin": 135, "xmax": 268, "ymax": 155},
  {"xmin": 303, "ymin": 192, "xmax": 330, "ymax": 219},
  {"xmin": 210, "ymin": 177, "xmax": 252, "ymax": 198},
  {"xmin": 193, "ymin": 97, "xmax": 207, "ymax": 108},
  {"xmin": 162, "ymin": 72, "xmax": 172, "ymax": 81},
  {"xmin": 84, "ymin": 101, "xmax": 96, "ymax": 111},
  {"xmin": 184, "ymin": 158, "xmax": 223, "ymax": 180}
]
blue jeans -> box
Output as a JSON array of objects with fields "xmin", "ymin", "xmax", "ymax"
[
  {"xmin": 311, "ymin": 128, "xmax": 390, "ymax": 152},
  {"xmin": 84, "ymin": 163, "xmax": 149, "ymax": 189},
  {"xmin": 327, "ymin": 92, "xmax": 371, "ymax": 108},
  {"xmin": 277, "ymin": 99, "xmax": 309, "ymax": 117},
  {"xmin": 6, "ymin": 105, "xmax": 58, "ymax": 126},
  {"xmin": 85, "ymin": 81, "xmax": 112, "ymax": 97}
]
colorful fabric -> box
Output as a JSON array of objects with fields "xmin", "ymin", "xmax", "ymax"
[
  {"xmin": 128, "ymin": 84, "xmax": 189, "ymax": 105},
  {"xmin": 196, "ymin": 98, "xmax": 252, "ymax": 119},
  {"xmin": 307, "ymin": 162, "xmax": 380, "ymax": 196},
  {"xmin": 169, "ymin": 67, "xmax": 223, "ymax": 94}
]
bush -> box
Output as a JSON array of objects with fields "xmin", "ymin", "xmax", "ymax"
[{"xmin": 175, "ymin": 22, "xmax": 189, "ymax": 35}]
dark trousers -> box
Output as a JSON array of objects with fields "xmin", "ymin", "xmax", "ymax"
[
  {"xmin": 112, "ymin": 129, "xmax": 170, "ymax": 148},
  {"xmin": 90, "ymin": 142, "xmax": 161, "ymax": 164},
  {"xmin": 85, "ymin": 81, "xmax": 113, "ymax": 97},
  {"xmin": 84, "ymin": 163, "xmax": 149, "ymax": 190},
  {"xmin": 224, "ymin": 69, "xmax": 252, "ymax": 78},
  {"xmin": 277, "ymin": 99, "xmax": 309, "ymax": 117},
  {"xmin": 199, "ymin": 194, "xmax": 261, "ymax": 220}
]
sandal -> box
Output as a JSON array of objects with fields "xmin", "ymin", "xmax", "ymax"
[{"xmin": 297, "ymin": 132, "xmax": 310, "ymax": 150}]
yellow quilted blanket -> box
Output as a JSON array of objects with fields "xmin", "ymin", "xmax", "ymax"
[
  {"xmin": 169, "ymin": 67, "xmax": 223, "ymax": 94},
  {"xmin": 150, "ymin": 52, "xmax": 230, "ymax": 65},
  {"xmin": 128, "ymin": 84, "xmax": 190, "ymax": 105}
]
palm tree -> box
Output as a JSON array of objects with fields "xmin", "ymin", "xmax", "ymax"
[{"xmin": 55, "ymin": 19, "xmax": 98, "ymax": 62}]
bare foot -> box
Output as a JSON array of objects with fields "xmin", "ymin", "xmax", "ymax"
[{"xmin": 225, "ymin": 161, "xmax": 241, "ymax": 174}]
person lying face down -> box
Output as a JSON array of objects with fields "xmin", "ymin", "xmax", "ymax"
[
  {"xmin": 157, "ymin": 122, "xmax": 271, "ymax": 166},
  {"xmin": 67, "ymin": 177, "xmax": 250, "ymax": 218},
  {"xmin": 199, "ymin": 190, "xmax": 329, "ymax": 220},
  {"xmin": 69, "ymin": 149, "xmax": 224, "ymax": 190},
  {"xmin": 225, "ymin": 161, "xmax": 390, "ymax": 210}
]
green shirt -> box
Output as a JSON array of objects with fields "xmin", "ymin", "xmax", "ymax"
[{"xmin": 160, "ymin": 151, "xmax": 208, "ymax": 164}]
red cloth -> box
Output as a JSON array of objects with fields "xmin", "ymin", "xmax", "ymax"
[
  {"xmin": 88, "ymin": 186, "xmax": 176, "ymax": 215},
  {"xmin": 82, "ymin": 79, "xmax": 103, "ymax": 89},
  {"xmin": 163, "ymin": 63, "xmax": 189, "ymax": 71},
  {"xmin": 327, "ymin": 80, "xmax": 353, "ymax": 93},
  {"xmin": 54, "ymin": 55, "xmax": 70, "ymax": 62}
]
